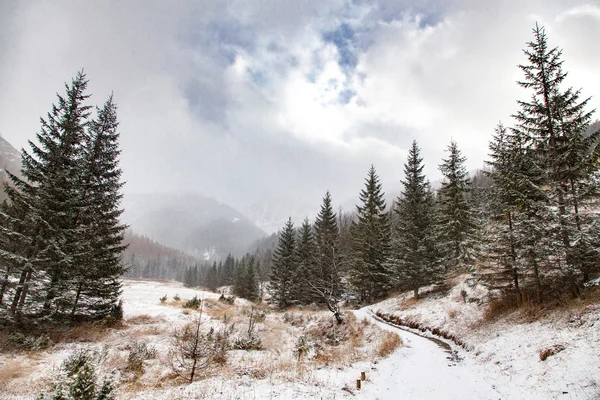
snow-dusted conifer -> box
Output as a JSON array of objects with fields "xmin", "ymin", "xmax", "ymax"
[
  {"xmin": 390, "ymin": 141, "xmax": 441, "ymax": 299},
  {"xmin": 269, "ymin": 218, "xmax": 297, "ymax": 307},
  {"xmin": 437, "ymin": 141, "xmax": 478, "ymax": 271},
  {"xmin": 349, "ymin": 165, "xmax": 392, "ymax": 303}
]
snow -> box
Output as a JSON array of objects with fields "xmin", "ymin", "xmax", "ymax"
[
  {"xmin": 121, "ymin": 279, "xmax": 221, "ymax": 321},
  {"xmin": 354, "ymin": 309, "xmax": 502, "ymax": 399},
  {"xmin": 3, "ymin": 277, "xmax": 598, "ymax": 399},
  {"xmin": 372, "ymin": 276, "xmax": 600, "ymax": 399}
]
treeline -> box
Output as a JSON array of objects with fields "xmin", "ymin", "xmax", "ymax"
[
  {"xmin": 123, "ymin": 230, "xmax": 202, "ymax": 282},
  {"xmin": 0, "ymin": 72, "xmax": 126, "ymax": 325},
  {"xmin": 269, "ymin": 24, "xmax": 600, "ymax": 308},
  {"xmin": 182, "ymin": 251, "xmax": 271, "ymax": 301}
]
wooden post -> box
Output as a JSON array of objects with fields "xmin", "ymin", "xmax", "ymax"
[
  {"xmin": 361, "ymin": 371, "xmax": 366, "ymax": 381},
  {"xmin": 356, "ymin": 379, "xmax": 361, "ymax": 390}
]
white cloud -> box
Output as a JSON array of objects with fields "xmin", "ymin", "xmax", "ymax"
[{"xmin": 0, "ymin": 0, "xmax": 598, "ymax": 225}]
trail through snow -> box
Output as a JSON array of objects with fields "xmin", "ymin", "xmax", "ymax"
[{"xmin": 355, "ymin": 308, "xmax": 504, "ymax": 400}]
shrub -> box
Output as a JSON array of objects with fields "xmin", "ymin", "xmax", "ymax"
[
  {"xmin": 231, "ymin": 335, "xmax": 262, "ymax": 350},
  {"xmin": 376, "ymin": 331, "xmax": 402, "ymax": 358},
  {"xmin": 539, "ymin": 344, "xmax": 566, "ymax": 361},
  {"xmin": 294, "ymin": 335, "xmax": 311, "ymax": 361},
  {"xmin": 218, "ymin": 293, "xmax": 235, "ymax": 304},
  {"xmin": 182, "ymin": 296, "xmax": 201, "ymax": 310},
  {"xmin": 6, "ymin": 332, "xmax": 52, "ymax": 351},
  {"xmin": 37, "ymin": 347, "xmax": 115, "ymax": 400},
  {"xmin": 160, "ymin": 295, "xmax": 167, "ymax": 303},
  {"xmin": 173, "ymin": 294, "xmax": 180, "ymax": 301},
  {"xmin": 109, "ymin": 300, "xmax": 123, "ymax": 321},
  {"xmin": 127, "ymin": 341, "xmax": 158, "ymax": 373},
  {"xmin": 170, "ymin": 316, "xmax": 229, "ymax": 383}
]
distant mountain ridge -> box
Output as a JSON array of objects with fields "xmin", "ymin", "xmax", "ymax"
[{"xmin": 122, "ymin": 193, "xmax": 266, "ymax": 260}]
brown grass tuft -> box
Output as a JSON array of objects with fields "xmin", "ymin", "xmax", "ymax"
[
  {"xmin": 127, "ymin": 314, "xmax": 164, "ymax": 325},
  {"xmin": 0, "ymin": 361, "xmax": 29, "ymax": 383},
  {"xmin": 376, "ymin": 331, "xmax": 402, "ymax": 358},
  {"xmin": 539, "ymin": 344, "xmax": 566, "ymax": 361}
]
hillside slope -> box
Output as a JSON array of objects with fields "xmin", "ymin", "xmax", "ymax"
[
  {"xmin": 122, "ymin": 193, "xmax": 266, "ymax": 260},
  {"xmin": 373, "ymin": 276, "xmax": 600, "ymax": 399}
]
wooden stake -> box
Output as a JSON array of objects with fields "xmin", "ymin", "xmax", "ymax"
[
  {"xmin": 361, "ymin": 371, "xmax": 366, "ymax": 381},
  {"xmin": 356, "ymin": 379, "xmax": 361, "ymax": 390}
]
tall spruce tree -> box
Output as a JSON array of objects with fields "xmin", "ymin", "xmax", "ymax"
[
  {"xmin": 313, "ymin": 191, "xmax": 342, "ymax": 298},
  {"xmin": 269, "ymin": 218, "xmax": 297, "ymax": 308},
  {"xmin": 512, "ymin": 24, "xmax": 600, "ymax": 294},
  {"xmin": 0, "ymin": 72, "xmax": 127, "ymax": 323},
  {"xmin": 437, "ymin": 141, "xmax": 478, "ymax": 271},
  {"xmin": 349, "ymin": 165, "xmax": 392, "ymax": 303},
  {"xmin": 391, "ymin": 141, "xmax": 440, "ymax": 299},
  {"xmin": 294, "ymin": 218, "xmax": 317, "ymax": 304},
  {"xmin": 0, "ymin": 72, "xmax": 92, "ymax": 319},
  {"xmin": 70, "ymin": 95, "xmax": 127, "ymax": 318}
]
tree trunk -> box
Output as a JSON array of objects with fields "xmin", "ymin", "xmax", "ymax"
[
  {"xmin": 10, "ymin": 268, "xmax": 29, "ymax": 314},
  {"xmin": 413, "ymin": 287, "xmax": 419, "ymax": 300},
  {"xmin": 0, "ymin": 265, "xmax": 11, "ymax": 306},
  {"xmin": 70, "ymin": 281, "xmax": 83, "ymax": 319},
  {"xmin": 507, "ymin": 213, "xmax": 522, "ymax": 306}
]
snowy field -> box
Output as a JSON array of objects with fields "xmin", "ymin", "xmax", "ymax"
[
  {"xmin": 2, "ymin": 277, "xmax": 598, "ymax": 399},
  {"xmin": 0, "ymin": 279, "xmax": 398, "ymax": 399}
]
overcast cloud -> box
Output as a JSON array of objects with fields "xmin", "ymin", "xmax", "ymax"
[{"xmin": 0, "ymin": 0, "xmax": 599, "ymax": 230}]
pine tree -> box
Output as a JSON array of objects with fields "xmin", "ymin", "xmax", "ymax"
[
  {"xmin": 0, "ymin": 72, "xmax": 92, "ymax": 319},
  {"xmin": 204, "ymin": 262, "xmax": 218, "ymax": 292},
  {"xmin": 294, "ymin": 218, "xmax": 317, "ymax": 304},
  {"xmin": 349, "ymin": 165, "xmax": 392, "ymax": 303},
  {"xmin": 269, "ymin": 218, "xmax": 297, "ymax": 308},
  {"xmin": 70, "ymin": 95, "xmax": 127, "ymax": 319},
  {"xmin": 390, "ymin": 141, "xmax": 441, "ymax": 299},
  {"xmin": 436, "ymin": 141, "xmax": 478, "ymax": 271},
  {"xmin": 512, "ymin": 23, "xmax": 600, "ymax": 294},
  {"xmin": 313, "ymin": 191, "xmax": 342, "ymax": 298}
]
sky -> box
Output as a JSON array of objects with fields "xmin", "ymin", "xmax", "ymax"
[{"xmin": 0, "ymin": 0, "xmax": 599, "ymax": 228}]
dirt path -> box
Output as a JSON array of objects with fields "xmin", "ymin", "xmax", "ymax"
[{"xmin": 354, "ymin": 308, "xmax": 504, "ymax": 400}]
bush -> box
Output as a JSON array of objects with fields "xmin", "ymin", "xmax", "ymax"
[
  {"xmin": 294, "ymin": 335, "xmax": 311, "ymax": 361},
  {"xmin": 37, "ymin": 347, "xmax": 115, "ymax": 400},
  {"xmin": 182, "ymin": 296, "xmax": 201, "ymax": 310},
  {"xmin": 173, "ymin": 294, "xmax": 180, "ymax": 301},
  {"xmin": 231, "ymin": 335, "xmax": 262, "ymax": 350},
  {"xmin": 539, "ymin": 344, "xmax": 565, "ymax": 361},
  {"xmin": 160, "ymin": 295, "xmax": 167, "ymax": 303},
  {"xmin": 6, "ymin": 332, "xmax": 52, "ymax": 351},
  {"xmin": 376, "ymin": 331, "xmax": 402, "ymax": 358},
  {"xmin": 218, "ymin": 293, "xmax": 235, "ymax": 304},
  {"xmin": 109, "ymin": 300, "xmax": 123, "ymax": 321},
  {"xmin": 127, "ymin": 341, "xmax": 158, "ymax": 373}
]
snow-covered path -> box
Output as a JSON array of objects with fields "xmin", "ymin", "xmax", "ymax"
[{"xmin": 355, "ymin": 309, "xmax": 503, "ymax": 400}]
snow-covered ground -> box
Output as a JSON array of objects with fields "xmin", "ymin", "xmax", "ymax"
[
  {"xmin": 3, "ymin": 277, "xmax": 597, "ymax": 399},
  {"xmin": 372, "ymin": 277, "xmax": 600, "ymax": 399}
]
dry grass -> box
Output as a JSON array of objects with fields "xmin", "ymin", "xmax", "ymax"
[
  {"xmin": 127, "ymin": 314, "xmax": 164, "ymax": 325},
  {"xmin": 51, "ymin": 321, "xmax": 115, "ymax": 343},
  {"xmin": 396, "ymin": 296, "xmax": 420, "ymax": 311},
  {"xmin": 203, "ymin": 299, "xmax": 237, "ymax": 320},
  {"xmin": 0, "ymin": 360, "xmax": 29, "ymax": 383},
  {"xmin": 539, "ymin": 344, "xmax": 566, "ymax": 361},
  {"xmin": 376, "ymin": 331, "xmax": 402, "ymax": 358}
]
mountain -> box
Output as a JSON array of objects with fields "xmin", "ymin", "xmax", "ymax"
[
  {"xmin": 0, "ymin": 136, "xmax": 22, "ymax": 202},
  {"xmin": 121, "ymin": 193, "xmax": 266, "ymax": 260},
  {"xmin": 122, "ymin": 230, "xmax": 203, "ymax": 281}
]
